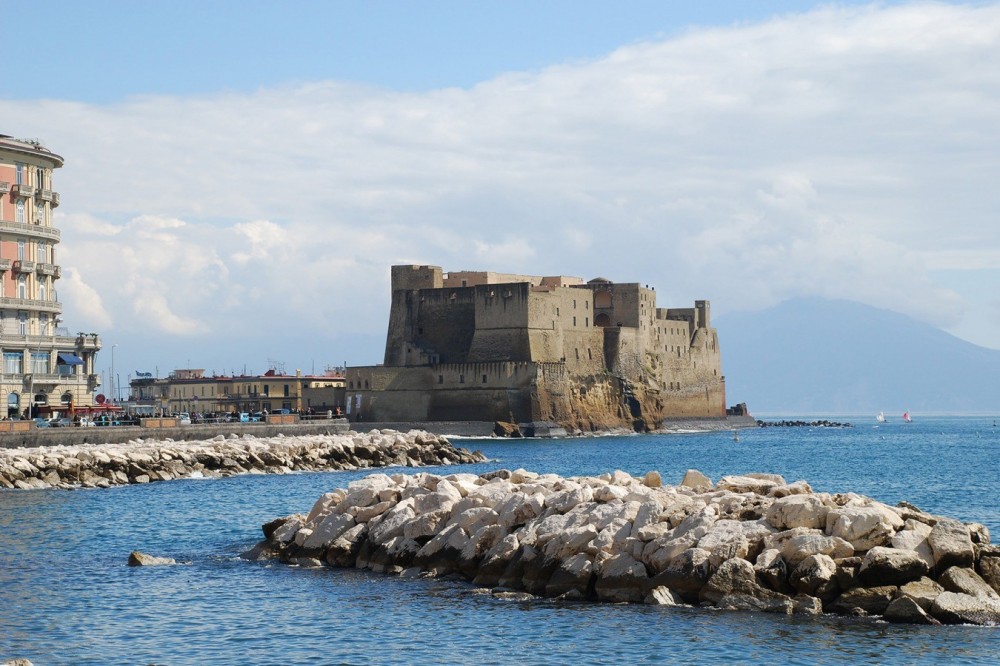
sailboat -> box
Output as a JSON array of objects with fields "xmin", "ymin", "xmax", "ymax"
[
  {"xmin": 876, "ymin": 411, "xmax": 886, "ymax": 423},
  {"xmin": 903, "ymin": 411, "xmax": 912, "ymax": 423}
]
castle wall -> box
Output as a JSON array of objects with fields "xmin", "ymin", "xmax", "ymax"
[
  {"xmin": 467, "ymin": 283, "xmax": 532, "ymax": 361},
  {"xmin": 346, "ymin": 361, "xmax": 547, "ymax": 423}
]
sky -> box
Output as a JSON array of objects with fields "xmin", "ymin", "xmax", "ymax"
[{"xmin": 3, "ymin": 0, "xmax": 1000, "ymax": 390}]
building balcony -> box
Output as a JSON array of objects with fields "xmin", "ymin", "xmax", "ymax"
[
  {"xmin": 51, "ymin": 192, "xmax": 59, "ymax": 207},
  {"xmin": 0, "ymin": 220, "xmax": 61, "ymax": 241},
  {"xmin": 0, "ymin": 258, "xmax": 11, "ymax": 272},
  {"xmin": 13, "ymin": 260, "xmax": 35, "ymax": 273},
  {"xmin": 36, "ymin": 263, "xmax": 57, "ymax": 277},
  {"xmin": 37, "ymin": 189, "xmax": 54, "ymax": 203},
  {"xmin": 0, "ymin": 296, "xmax": 62, "ymax": 314},
  {"xmin": 0, "ymin": 181, "xmax": 9, "ymax": 195},
  {"xmin": 12, "ymin": 184, "xmax": 35, "ymax": 198},
  {"xmin": 0, "ymin": 333, "xmax": 81, "ymax": 348}
]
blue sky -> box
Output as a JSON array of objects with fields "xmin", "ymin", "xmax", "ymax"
[
  {"xmin": 14, "ymin": 1, "xmax": 907, "ymax": 101},
  {"xmin": 4, "ymin": 0, "xmax": 999, "ymax": 387}
]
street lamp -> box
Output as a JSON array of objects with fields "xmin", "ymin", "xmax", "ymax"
[{"xmin": 111, "ymin": 344, "xmax": 117, "ymax": 403}]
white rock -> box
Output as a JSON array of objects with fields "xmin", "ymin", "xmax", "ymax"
[
  {"xmin": 826, "ymin": 505, "xmax": 904, "ymax": 551},
  {"xmin": 765, "ymin": 494, "xmax": 830, "ymax": 530},
  {"xmin": 680, "ymin": 469, "xmax": 713, "ymax": 492}
]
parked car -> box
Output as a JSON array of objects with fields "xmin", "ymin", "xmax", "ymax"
[
  {"xmin": 34, "ymin": 417, "xmax": 51, "ymax": 428},
  {"xmin": 48, "ymin": 417, "xmax": 72, "ymax": 428},
  {"xmin": 78, "ymin": 417, "xmax": 97, "ymax": 427},
  {"xmin": 178, "ymin": 413, "xmax": 192, "ymax": 425}
]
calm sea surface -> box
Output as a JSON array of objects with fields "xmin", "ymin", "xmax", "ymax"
[{"xmin": 2, "ymin": 416, "xmax": 999, "ymax": 665}]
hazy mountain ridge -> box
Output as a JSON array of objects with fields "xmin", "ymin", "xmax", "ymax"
[{"xmin": 715, "ymin": 298, "xmax": 1000, "ymax": 415}]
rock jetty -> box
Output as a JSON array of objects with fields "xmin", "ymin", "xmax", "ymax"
[
  {"xmin": 757, "ymin": 420, "xmax": 853, "ymax": 428},
  {"xmin": 0, "ymin": 430, "xmax": 485, "ymax": 490},
  {"xmin": 255, "ymin": 468, "xmax": 1000, "ymax": 625}
]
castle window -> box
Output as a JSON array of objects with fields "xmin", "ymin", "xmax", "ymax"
[
  {"xmin": 461, "ymin": 280, "xmax": 467, "ymax": 287},
  {"xmin": 349, "ymin": 381, "xmax": 353, "ymax": 389},
  {"xmin": 585, "ymin": 317, "xmax": 589, "ymax": 327},
  {"xmin": 556, "ymin": 307, "xmax": 560, "ymax": 316},
  {"xmin": 438, "ymin": 375, "xmax": 443, "ymax": 384},
  {"xmin": 573, "ymin": 300, "xmax": 577, "ymax": 309},
  {"xmin": 574, "ymin": 348, "xmax": 579, "ymax": 360},
  {"xmin": 364, "ymin": 380, "xmax": 369, "ymax": 389},
  {"xmin": 573, "ymin": 316, "xmax": 577, "ymax": 326},
  {"xmin": 482, "ymin": 374, "xmax": 487, "ymax": 383},
  {"xmin": 459, "ymin": 374, "xmax": 465, "ymax": 384},
  {"xmin": 587, "ymin": 348, "xmax": 592, "ymax": 360}
]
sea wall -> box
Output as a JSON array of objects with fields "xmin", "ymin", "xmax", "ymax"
[
  {"xmin": 255, "ymin": 468, "xmax": 1000, "ymax": 625},
  {"xmin": 0, "ymin": 430, "xmax": 486, "ymax": 490}
]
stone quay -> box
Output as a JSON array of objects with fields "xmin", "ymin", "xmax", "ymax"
[
  {"xmin": 253, "ymin": 468, "xmax": 1000, "ymax": 625},
  {"xmin": 0, "ymin": 430, "xmax": 485, "ymax": 490}
]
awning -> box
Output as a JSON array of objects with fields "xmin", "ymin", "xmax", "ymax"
[{"xmin": 57, "ymin": 353, "xmax": 84, "ymax": 365}]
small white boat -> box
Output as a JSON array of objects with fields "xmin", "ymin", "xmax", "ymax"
[{"xmin": 876, "ymin": 411, "xmax": 886, "ymax": 423}]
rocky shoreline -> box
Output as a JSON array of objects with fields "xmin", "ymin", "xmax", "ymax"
[
  {"xmin": 0, "ymin": 430, "xmax": 485, "ymax": 490},
  {"xmin": 253, "ymin": 468, "xmax": 1000, "ymax": 625}
]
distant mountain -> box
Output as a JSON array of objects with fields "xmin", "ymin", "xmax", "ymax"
[{"xmin": 714, "ymin": 298, "xmax": 1000, "ymax": 416}]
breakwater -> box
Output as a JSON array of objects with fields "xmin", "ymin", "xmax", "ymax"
[
  {"xmin": 256, "ymin": 468, "xmax": 1000, "ymax": 625},
  {"xmin": 0, "ymin": 430, "xmax": 485, "ymax": 490}
]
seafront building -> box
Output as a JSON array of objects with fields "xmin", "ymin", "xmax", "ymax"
[
  {"xmin": 128, "ymin": 368, "xmax": 346, "ymax": 415},
  {"xmin": 345, "ymin": 265, "xmax": 729, "ymax": 431},
  {"xmin": 0, "ymin": 135, "xmax": 100, "ymax": 418}
]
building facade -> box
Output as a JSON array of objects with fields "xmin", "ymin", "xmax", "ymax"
[
  {"xmin": 0, "ymin": 135, "xmax": 100, "ymax": 418},
  {"xmin": 129, "ymin": 368, "xmax": 346, "ymax": 415},
  {"xmin": 345, "ymin": 265, "xmax": 728, "ymax": 431}
]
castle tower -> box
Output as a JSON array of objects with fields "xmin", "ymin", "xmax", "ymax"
[{"xmin": 0, "ymin": 135, "xmax": 101, "ymax": 418}]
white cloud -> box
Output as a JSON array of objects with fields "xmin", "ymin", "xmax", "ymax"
[{"xmin": 6, "ymin": 0, "xmax": 1000, "ymax": 372}]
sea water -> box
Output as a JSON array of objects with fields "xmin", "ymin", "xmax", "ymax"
[{"xmin": 1, "ymin": 416, "xmax": 999, "ymax": 665}]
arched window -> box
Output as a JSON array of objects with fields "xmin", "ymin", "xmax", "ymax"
[
  {"xmin": 17, "ymin": 275, "xmax": 26, "ymax": 299},
  {"xmin": 39, "ymin": 282, "xmax": 46, "ymax": 302},
  {"xmin": 7, "ymin": 393, "xmax": 19, "ymax": 410},
  {"xmin": 61, "ymin": 392, "xmax": 73, "ymax": 406},
  {"xmin": 595, "ymin": 313, "xmax": 612, "ymax": 327},
  {"xmin": 34, "ymin": 393, "xmax": 48, "ymax": 406},
  {"xmin": 15, "ymin": 201, "xmax": 25, "ymax": 224},
  {"xmin": 594, "ymin": 291, "xmax": 612, "ymax": 309}
]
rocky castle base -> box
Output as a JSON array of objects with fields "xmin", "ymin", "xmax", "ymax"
[{"xmin": 254, "ymin": 468, "xmax": 1000, "ymax": 625}]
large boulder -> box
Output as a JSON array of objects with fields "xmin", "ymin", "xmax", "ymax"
[
  {"xmin": 857, "ymin": 546, "xmax": 930, "ymax": 586},
  {"xmin": 127, "ymin": 551, "xmax": 177, "ymax": 567},
  {"xmin": 928, "ymin": 519, "xmax": 975, "ymax": 571},
  {"xmin": 979, "ymin": 547, "xmax": 1000, "ymax": 595},
  {"xmin": 897, "ymin": 577, "xmax": 945, "ymax": 612},
  {"xmin": 716, "ymin": 475, "xmax": 783, "ymax": 495},
  {"xmin": 717, "ymin": 593, "xmax": 793, "ymax": 614},
  {"xmin": 301, "ymin": 513, "xmax": 355, "ymax": 550},
  {"xmin": 930, "ymin": 591, "xmax": 1000, "ymax": 625},
  {"xmin": 700, "ymin": 558, "xmax": 786, "ymax": 606},
  {"xmin": 826, "ymin": 505, "xmax": 903, "ymax": 551},
  {"xmin": 648, "ymin": 548, "xmax": 712, "ymax": 601},
  {"xmin": 764, "ymin": 528, "xmax": 854, "ymax": 566},
  {"xmin": 789, "ymin": 554, "xmax": 838, "ymax": 600},
  {"xmin": 938, "ymin": 567, "xmax": 1000, "ymax": 601},
  {"xmin": 755, "ymin": 549, "xmax": 791, "ymax": 594},
  {"xmin": 829, "ymin": 586, "xmax": 899, "ymax": 616},
  {"xmin": 884, "ymin": 595, "xmax": 941, "ymax": 625},
  {"xmin": 765, "ymin": 494, "xmax": 830, "ymax": 531},
  {"xmin": 680, "ymin": 469, "xmax": 712, "ymax": 492},
  {"xmin": 545, "ymin": 553, "xmax": 594, "ymax": 599},
  {"xmin": 595, "ymin": 553, "xmax": 648, "ymax": 603}
]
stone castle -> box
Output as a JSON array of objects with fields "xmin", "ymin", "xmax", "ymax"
[{"xmin": 344, "ymin": 265, "xmax": 729, "ymax": 432}]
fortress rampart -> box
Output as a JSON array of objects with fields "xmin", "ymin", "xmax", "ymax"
[{"xmin": 349, "ymin": 265, "xmax": 728, "ymax": 432}]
